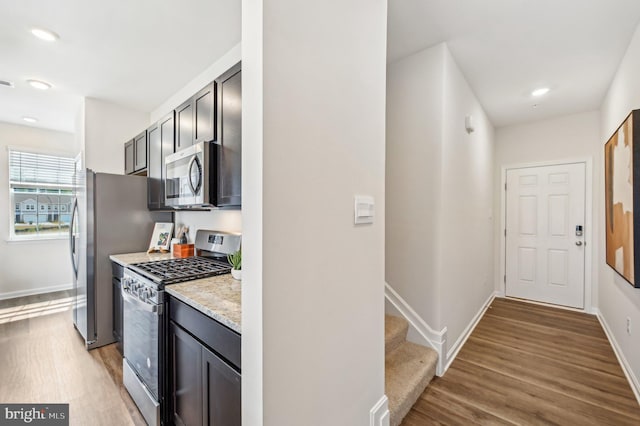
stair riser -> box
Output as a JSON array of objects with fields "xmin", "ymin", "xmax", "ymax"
[
  {"xmin": 385, "ymin": 341, "xmax": 438, "ymax": 426},
  {"xmin": 385, "ymin": 315, "xmax": 409, "ymax": 354}
]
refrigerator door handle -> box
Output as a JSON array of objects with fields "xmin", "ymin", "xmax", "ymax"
[{"xmin": 69, "ymin": 198, "xmax": 79, "ymax": 278}]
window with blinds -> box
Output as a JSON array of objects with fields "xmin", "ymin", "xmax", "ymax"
[{"xmin": 8, "ymin": 149, "xmax": 76, "ymax": 239}]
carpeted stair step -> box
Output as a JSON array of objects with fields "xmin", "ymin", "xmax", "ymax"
[
  {"xmin": 385, "ymin": 314, "xmax": 409, "ymax": 355},
  {"xmin": 385, "ymin": 341, "xmax": 438, "ymax": 426}
]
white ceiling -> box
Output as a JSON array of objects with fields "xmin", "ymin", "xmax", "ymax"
[
  {"xmin": 387, "ymin": 0, "xmax": 640, "ymax": 127},
  {"xmin": 2, "ymin": 1, "xmax": 640, "ymax": 132},
  {"xmin": 0, "ymin": 0, "xmax": 240, "ymax": 133}
]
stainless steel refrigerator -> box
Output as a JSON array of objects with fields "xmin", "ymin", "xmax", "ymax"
[{"xmin": 69, "ymin": 169, "xmax": 171, "ymax": 349}]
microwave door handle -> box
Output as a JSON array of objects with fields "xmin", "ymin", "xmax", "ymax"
[
  {"xmin": 187, "ymin": 156, "xmax": 197, "ymax": 195},
  {"xmin": 187, "ymin": 156, "xmax": 202, "ymax": 195}
]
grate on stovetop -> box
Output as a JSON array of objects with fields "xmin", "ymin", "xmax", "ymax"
[{"xmin": 130, "ymin": 256, "xmax": 231, "ymax": 284}]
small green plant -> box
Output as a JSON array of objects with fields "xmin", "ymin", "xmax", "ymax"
[{"xmin": 227, "ymin": 249, "xmax": 241, "ymax": 270}]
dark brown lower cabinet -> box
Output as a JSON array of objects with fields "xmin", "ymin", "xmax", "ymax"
[
  {"xmin": 111, "ymin": 262, "xmax": 124, "ymax": 355},
  {"xmin": 168, "ymin": 296, "xmax": 241, "ymax": 426},
  {"xmin": 202, "ymin": 345, "xmax": 241, "ymax": 426},
  {"xmin": 112, "ymin": 278, "xmax": 123, "ymax": 353},
  {"xmin": 170, "ymin": 323, "xmax": 203, "ymax": 426}
]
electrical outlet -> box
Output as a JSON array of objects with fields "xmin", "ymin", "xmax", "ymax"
[{"xmin": 627, "ymin": 317, "xmax": 632, "ymax": 336}]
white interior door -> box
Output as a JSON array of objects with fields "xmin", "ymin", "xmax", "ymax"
[{"xmin": 505, "ymin": 163, "xmax": 586, "ymax": 309}]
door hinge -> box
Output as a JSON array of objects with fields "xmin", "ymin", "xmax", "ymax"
[
  {"xmin": 504, "ymin": 229, "xmax": 507, "ymax": 237},
  {"xmin": 504, "ymin": 275, "xmax": 506, "ymax": 284},
  {"xmin": 505, "ymin": 182, "xmax": 507, "ymax": 191}
]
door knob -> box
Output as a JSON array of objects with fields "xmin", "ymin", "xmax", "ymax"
[{"xmin": 576, "ymin": 241, "xmax": 583, "ymax": 246}]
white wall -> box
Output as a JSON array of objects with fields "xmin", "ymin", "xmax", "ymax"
[
  {"xmin": 242, "ymin": 0, "xmax": 388, "ymax": 424},
  {"xmin": 386, "ymin": 44, "xmax": 445, "ymax": 328},
  {"xmin": 439, "ymin": 47, "xmax": 495, "ymax": 351},
  {"xmin": 386, "ymin": 43, "xmax": 495, "ymax": 356},
  {"xmin": 241, "ymin": 0, "xmax": 263, "ymax": 421},
  {"xmin": 600, "ymin": 22, "xmax": 640, "ymax": 393},
  {"xmin": 150, "ymin": 44, "xmax": 241, "ymax": 123},
  {"xmin": 0, "ymin": 122, "xmax": 76, "ymax": 298},
  {"xmin": 83, "ymin": 98, "xmax": 149, "ymax": 174},
  {"xmin": 493, "ymin": 111, "xmax": 601, "ymax": 309}
]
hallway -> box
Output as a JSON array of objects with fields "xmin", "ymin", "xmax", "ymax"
[{"xmin": 402, "ymin": 298, "xmax": 640, "ymax": 425}]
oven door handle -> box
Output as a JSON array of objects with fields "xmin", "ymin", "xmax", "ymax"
[{"xmin": 121, "ymin": 289, "xmax": 162, "ymax": 315}]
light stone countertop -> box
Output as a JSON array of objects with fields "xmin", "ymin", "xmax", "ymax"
[
  {"xmin": 109, "ymin": 252, "xmax": 242, "ymax": 334},
  {"xmin": 166, "ymin": 276, "xmax": 241, "ymax": 333},
  {"xmin": 110, "ymin": 251, "xmax": 175, "ymax": 266}
]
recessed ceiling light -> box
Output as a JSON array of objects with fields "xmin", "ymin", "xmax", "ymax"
[
  {"xmin": 31, "ymin": 28, "xmax": 59, "ymax": 42},
  {"xmin": 531, "ymin": 87, "xmax": 550, "ymax": 97},
  {"xmin": 27, "ymin": 79, "xmax": 52, "ymax": 90},
  {"xmin": 22, "ymin": 116, "xmax": 38, "ymax": 123},
  {"xmin": 0, "ymin": 80, "xmax": 14, "ymax": 88}
]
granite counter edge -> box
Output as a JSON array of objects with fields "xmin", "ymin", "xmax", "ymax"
[{"xmin": 165, "ymin": 286, "xmax": 241, "ymax": 334}]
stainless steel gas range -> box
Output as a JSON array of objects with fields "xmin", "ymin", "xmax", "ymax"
[{"xmin": 121, "ymin": 230, "xmax": 241, "ymax": 426}]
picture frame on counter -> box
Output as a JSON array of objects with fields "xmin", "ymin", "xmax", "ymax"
[{"xmin": 148, "ymin": 222, "xmax": 174, "ymax": 252}]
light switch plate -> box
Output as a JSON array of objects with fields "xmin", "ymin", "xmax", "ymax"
[{"xmin": 354, "ymin": 195, "xmax": 374, "ymax": 224}]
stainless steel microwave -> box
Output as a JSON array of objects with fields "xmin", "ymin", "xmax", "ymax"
[{"xmin": 165, "ymin": 141, "xmax": 217, "ymax": 208}]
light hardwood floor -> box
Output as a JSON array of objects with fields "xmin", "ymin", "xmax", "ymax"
[
  {"xmin": 0, "ymin": 291, "xmax": 144, "ymax": 426},
  {"xmin": 402, "ymin": 297, "xmax": 640, "ymax": 425},
  {"xmin": 5, "ymin": 293, "xmax": 640, "ymax": 425}
]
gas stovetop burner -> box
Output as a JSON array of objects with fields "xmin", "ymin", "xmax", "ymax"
[{"xmin": 129, "ymin": 256, "xmax": 231, "ymax": 285}]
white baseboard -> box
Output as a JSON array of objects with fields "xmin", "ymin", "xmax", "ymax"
[
  {"xmin": 0, "ymin": 283, "xmax": 73, "ymax": 301},
  {"xmin": 443, "ymin": 290, "xmax": 496, "ymax": 374},
  {"xmin": 595, "ymin": 309, "xmax": 640, "ymax": 405},
  {"xmin": 370, "ymin": 395, "xmax": 389, "ymax": 426},
  {"xmin": 384, "ymin": 283, "xmax": 447, "ymax": 375}
]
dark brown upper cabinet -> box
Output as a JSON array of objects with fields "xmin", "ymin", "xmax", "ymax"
[
  {"xmin": 133, "ymin": 130, "xmax": 147, "ymax": 172},
  {"xmin": 175, "ymin": 82, "xmax": 216, "ymax": 151},
  {"xmin": 194, "ymin": 83, "xmax": 215, "ymax": 144},
  {"xmin": 124, "ymin": 140, "xmax": 134, "ymax": 175},
  {"xmin": 160, "ymin": 112, "xmax": 176, "ymax": 199},
  {"xmin": 124, "ymin": 130, "xmax": 148, "ymax": 176},
  {"xmin": 215, "ymin": 63, "xmax": 241, "ymax": 207},
  {"xmin": 147, "ymin": 112, "xmax": 175, "ymax": 209},
  {"xmin": 147, "ymin": 122, "xmax": 160, "ymax": 205},
  {"xmin": 175, "ymin": 100, "xmax": 193, "ymax": 152}
]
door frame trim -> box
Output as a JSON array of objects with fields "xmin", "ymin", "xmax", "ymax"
[{"xmin": 498, "ymin": 158, "xmax": 594, "ymax": 313}]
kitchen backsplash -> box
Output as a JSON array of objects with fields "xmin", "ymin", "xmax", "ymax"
[{"xmin": 175, "ymin": 210, "xmax": 242, "ymax": 243}]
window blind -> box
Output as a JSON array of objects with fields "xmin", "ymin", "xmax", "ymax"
[{"xmin": 9, "ymin": 150, "xmax": 75, "ymax": 187}]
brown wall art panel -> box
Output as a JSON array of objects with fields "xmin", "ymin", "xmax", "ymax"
[{"xmin": 605, "ymin": 110, "xmax": 640, "ymax": 287}]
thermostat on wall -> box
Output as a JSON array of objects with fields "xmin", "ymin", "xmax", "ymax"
[{"xmin": 354, "ymin": 195, "xmax": 374, "ymax": 224}]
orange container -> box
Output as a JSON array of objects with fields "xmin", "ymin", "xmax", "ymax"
[{"xmin": 173, "ymin": 243, "xmax": 194, "ymax": 258}]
